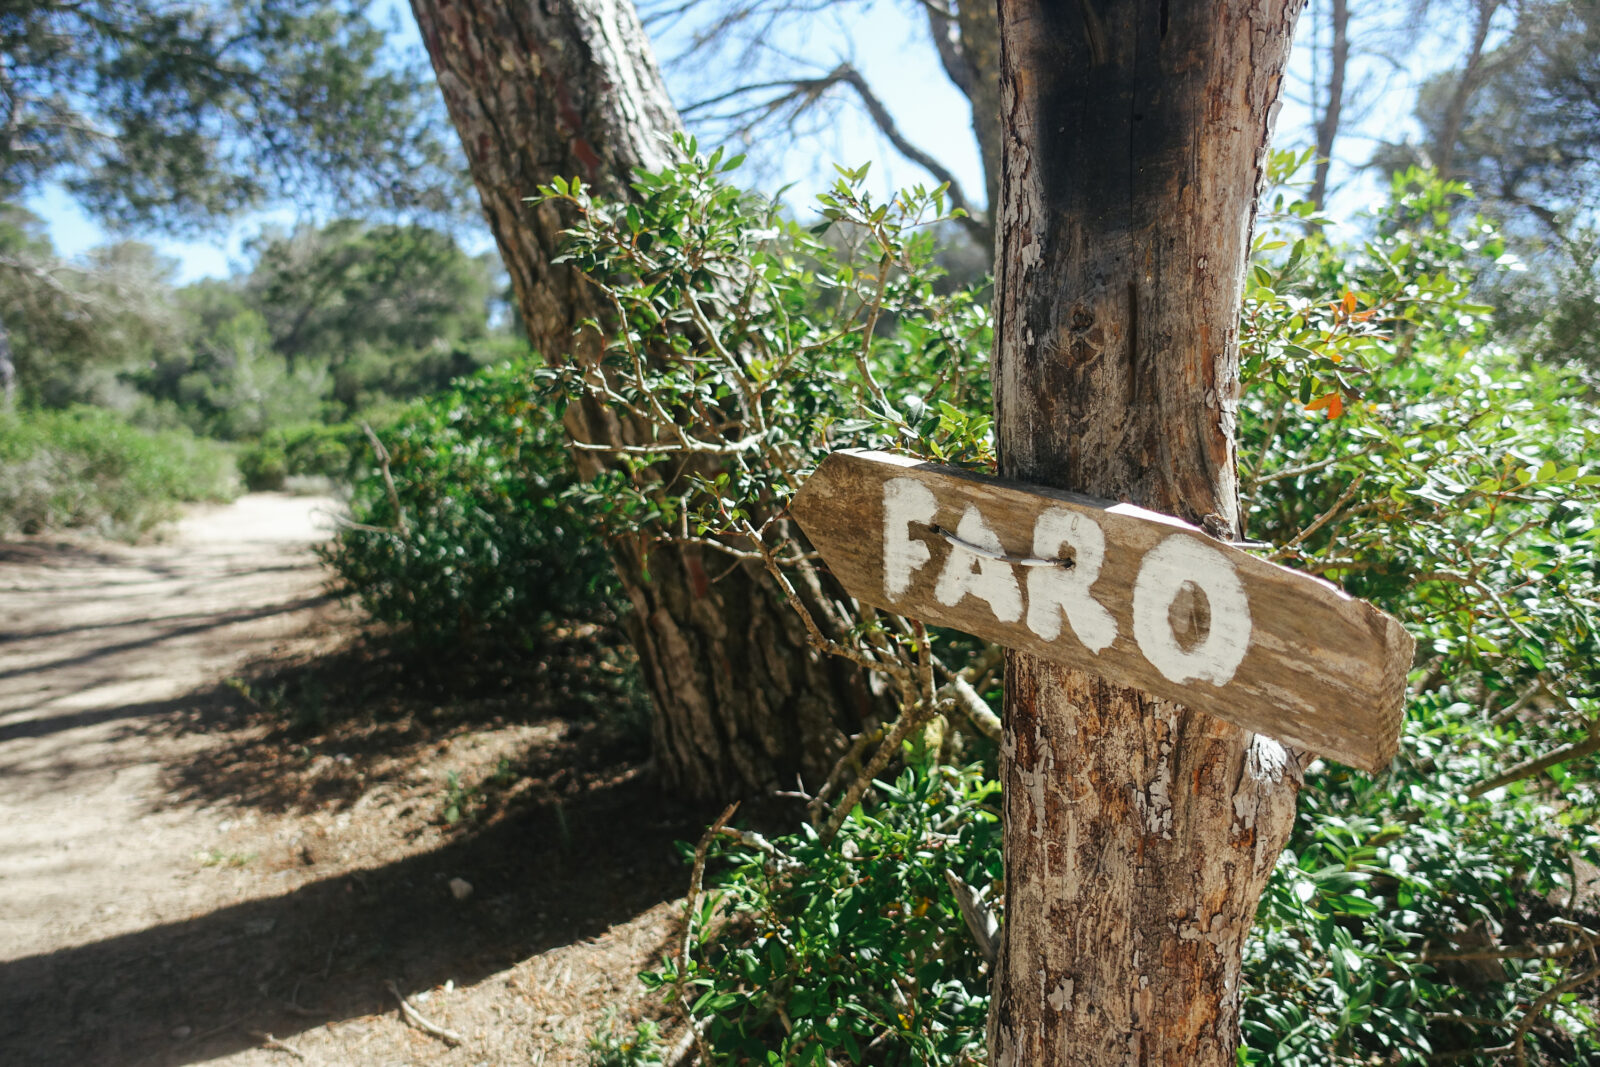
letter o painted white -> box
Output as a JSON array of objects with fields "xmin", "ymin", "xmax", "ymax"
[{"xmin": 1131, "ymin": 536, "xmax": 1252, "ymax": 686}]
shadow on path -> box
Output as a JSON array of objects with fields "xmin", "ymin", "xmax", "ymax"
[
  {"xmin": 0, "ymin": 596, "xmax": 333, "ymax": 686},
  {"xmin": 0, "ymin": 772, "xmax": 703, "ymax": 1067}
]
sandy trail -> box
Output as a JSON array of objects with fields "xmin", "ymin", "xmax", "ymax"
[
  {"xmin": 0, "ymin": 494, "xmax": 346, "ymax": 961},
  {"xmin": 0, "ymin": 493, "xmax": 694, "ymax": 1067}
]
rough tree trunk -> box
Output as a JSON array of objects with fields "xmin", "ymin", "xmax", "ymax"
[
  {"xmin": 1311, "ymin": 0, "xmax": 1349, "ymax": 210},
  {"xmin": 1432, "ymin": 0, "xmax": 1500, "ymax": 180},
  {"xmin": 990, "ymin": 0, "xmax": 1307, "ymax": 1061},
  {"xmin": 928, "ymin": 0, "xmax": 1004, "ymax": 228},
  {"xmin": 409, "ymin": 0, "xmax": 871, "ymax": 800}
]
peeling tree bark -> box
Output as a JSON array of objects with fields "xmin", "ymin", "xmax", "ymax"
[
  {"xmin": 991, "ymin": 0, "xmax": 1308, "ymax": 1061},
  {"xmin": 409, "ymin": 0, "xmax": 872, "ymax": 800}
]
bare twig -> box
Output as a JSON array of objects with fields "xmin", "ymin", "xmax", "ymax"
[
  {"xmin": 717, "ymin": 824, "xmax": 781, "ymax": 855},
  {"xmin": 943, "ymin": 672, "xmax": 1002, "ymax": 743},
  {"xmin": 1514, "ymin": 964, "xmax": 1600, "ymax": 1065},
  {"xmin": 328, "ymin": 515, "xmax": 399, "ymax": 536},
  {"xmin": 910, "ymin": 619, "xmax": 935, "ymax": 704},
  {"xmin": 1421, "ymin": 924, "xmax": 1600, "ymax": 962},
  {"xmin": 666, "ymin": 1026, "xmax": 698, "ymax": 1067},
  {"xmin": 248, "ymin": 1030, "xmax": 310, "ymax": 1062},
  {"xmin": 1429, "ymin": 1045, "xmax": 1514, "ymax": 1063},
  {"xmin": 681, "ymin": 65, "xmax": 988, "ymax": 244},
  {"xmin": 943, "ymin": 869, "xmax": 999, "ymax": 965},
  {"xmin": 1269, "ymin": 473, "xmax": 1366, "ymax": 561},
  {"xmin": 739, "ymin": 519, "xmax": 901, "ymax": 679},
  {"xmin": 829, "ymin": 65, "xmax": 988, "ymax": 242},
  {"xmin": 680, "ymin": 801, "xmax": 740, "ymax": 1065},
  {"xmin": 361, "ymin": 423, "xmax": 407, "ymax": 535},
  {"xmin": 810, "ymin": 724, "xmax": 886, "ymax": 825},
  {"xmin": 1478, "ymin": 681, "xmax": 1542, "ymax": 729},
  {"xmin": 820, "ymin": 701, "xmax": 935, "ymax": 848},
  {"xmin": 1249, "ymin": 441, "xmax": 1381, "ymax": 488},
  {"xmin": 383, "ymin": 980, "xmax": 464, "ymax": 1046},
  {"xmin": 685, "ymin": 802, "xmax": 741, "ymax": 963},
  {"xmin": 852, "ymin": 249, "xmax": 900, "ymax": 420},
  {"xmin": 569, "ymin": 432, "xmax": 764, "ymax": 456}
]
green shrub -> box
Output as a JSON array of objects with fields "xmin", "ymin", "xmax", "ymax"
[
  {"xmin": 558, "ymin": 147, "xmax": 1598, "ymax": 1064},
  {"xmin": 1230, "ymin": 161, "xmax": 1600, "ymax": 1065},
  {"xmin": 0, "ymin": 405, "xmax": 236, "ymax": 539},
  {"xmin": 237, "ymin": 437, "xmax": 289, "ymax": 491},
  {"xmin": 238, "ymin": 421, "xmax": 372, "ymax": 491},
  {"xmin": 319, "ymin": 359, "xmax": 617, "ymax": 644},
  {"xmin": 649, "ymin": 762, "xmax": 999, "ymax": 1067},
  {"xmin": 587, "ymin": 1014, "xmax": 666, "ymax": 1066}
]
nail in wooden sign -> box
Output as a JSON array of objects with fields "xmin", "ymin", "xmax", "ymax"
[{"xmin": 789, "ymin": 450, "xmax": 1413, "ymax": 772}]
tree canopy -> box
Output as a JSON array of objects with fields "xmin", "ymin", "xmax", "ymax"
[{"xmin": 0, "ymin": 0, "xmax": 467, "ymax": 232}]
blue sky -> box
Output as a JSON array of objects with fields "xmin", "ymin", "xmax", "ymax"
[{"xmin": 28, "ymin": 0, "xmax": 1479, "ymax": 284}]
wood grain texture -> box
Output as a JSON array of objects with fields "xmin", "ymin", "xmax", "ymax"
[
  {"xmin": 793, "ymin": 450, "xmax": 1410, "ymax": 771},
  {"xmin": 989, "ymin": 0, "xmax": 1310, "ymax": 1059}
]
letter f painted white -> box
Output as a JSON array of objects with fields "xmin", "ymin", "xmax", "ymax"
[{"xmin": 883, "ymin": 478, "xmax": 938, "ymax": 597}]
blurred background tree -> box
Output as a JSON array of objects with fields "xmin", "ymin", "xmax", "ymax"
[{"xmin": 0, "ymin": 0, "xmax": 473, "ymax": 405}]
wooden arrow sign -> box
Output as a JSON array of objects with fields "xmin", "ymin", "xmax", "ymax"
[{"xmin": 790, "ymin": 450, "xmax": 1414, "ymax": 772}]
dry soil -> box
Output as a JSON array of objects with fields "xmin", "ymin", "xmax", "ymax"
[{"xmin": 0, "ymin": 494, "xmax": 701, "ymax": 1067}]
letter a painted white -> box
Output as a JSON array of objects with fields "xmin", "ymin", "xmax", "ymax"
[
  {"xmin": 934, "ymin": 506, "xmax": 1023, "ymax": 623},
  {"xmin": 1131, "ymin": 535, "xmax": 1252, "ymax": 686},
  {"xmin": 1025, "ymin": 509, "xmax": 1117, "ymax": 652},
  {"xmin": 883, "ymin": 478, "xmax": 938, "ymax": 597}
]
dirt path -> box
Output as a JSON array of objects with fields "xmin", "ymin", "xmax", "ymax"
[
  {"xmin": 0, "ymin": 495, "xmax": 347, "ymax": 961},
  {"xmin": 0, "ymin": 495, "xmax": 698, "ymax": 1066}
]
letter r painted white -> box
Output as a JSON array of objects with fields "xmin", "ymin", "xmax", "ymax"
[
  {"xmin": 934, "ymin": 506, "xmax": 1024, "ymax": 623},
  {"xmin": 1025, "ymin": 509, "xmax": 1117, "ymax": 652},
  {"xmin": 883, "ymin": 478, "xmax": 938, "ymax": 597},
  {"xmin": 1131, "ymin": 535, "xmax": 1252, "ymax": 686}
]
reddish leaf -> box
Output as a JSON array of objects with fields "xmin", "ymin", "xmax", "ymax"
[{"xmin": 1305, "ymin": 393, "xmax": 1344, "ymax": 418}]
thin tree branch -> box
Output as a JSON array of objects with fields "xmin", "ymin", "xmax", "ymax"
[
  {"xmin": 830, "ymin": 65, "xmax": 989, "ymax": 244},
  {"xmin": 679, "ymin": 66, "xmax": 990, "ymax": 244},
  {"xmin": 820, "ymin": 698, "xmax": 936, "ymax": 848},
  {"xmin": 1269, "ymin": 473, "xmax": 1366, "ymax": 560},
  {"xmin": 361, "ymin": 423, "xmax": 407, "ymax": 535},
  {"xmin": 384, "ymin": 980, "xmax": 463, "ymax": 1046},
  {"xmin": 679, "ymin": 801, "xmax": 739, "ymax": 1066},
  {"xmin": 922, "ymin": 0, "xmax": 975, "ymax": 99},
  {"xmin": 569, "ymin": 432, "xmax": 763, "ymax": 456},
  {"xmin": 1465, "ymin": 719, "xmax": 1600, "ymax": 798},
  {"xmin": 941, "ymin": 669, "xmax": 1002, "ymax": 742},
  {"xmin": 1514, "ymin": 964, "xmax": 1600, "ymax": 1065}
]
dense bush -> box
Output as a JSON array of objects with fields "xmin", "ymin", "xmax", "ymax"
[
  {"xmin": 0, "ymin": 406, "xmax": 235, "ymax": 539},
  {"xmin": 552, "ymin": 146, "xmax": 1598, "ymax": 1064},
  {"xmin": 319, "ymin": 360, "xmax": 617, "ymax": 645},
  {"xmin": 237, "ymin": 420, "xmax": 375, "ymax": 491},
  {"xmin": 1232, "ymin": 163, "xmax": 1600, "ymax": 1064},
  {"xmin": 648, "ymin": 762, "xmax": 1000, "ymax": 1066}
]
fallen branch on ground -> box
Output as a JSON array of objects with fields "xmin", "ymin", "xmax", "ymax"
[
  {"xmin": 248, "ymin": 1030, "xmax": 310, "ymax": 1062},
  {"xmin": 383, "ymin": 979, "xmax": 464, "ymax": 1046}
]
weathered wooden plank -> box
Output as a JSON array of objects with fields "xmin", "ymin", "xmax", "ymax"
[{"xmin": 790, "ymin": 450, "xmax": 1413, "ymax": 772}]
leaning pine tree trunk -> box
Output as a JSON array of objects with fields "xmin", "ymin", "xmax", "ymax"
[
  {"xmin": 409, "ymin": 0, "xmax": 871, "ymax": 800},
  {"xmin": 991, "ymin": 0, "xmax": 1307, "ymax": 1061}
]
